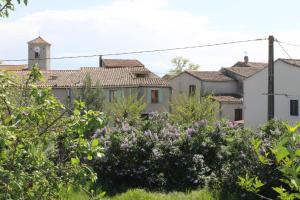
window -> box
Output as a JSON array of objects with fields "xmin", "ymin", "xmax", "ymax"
[
  {"xmin": 151, "ymin": 90, "xmax": 159, "ymax": 103},
  {"xmin": 109, "ymin": 90, "xmax": 116, "ymax": 102},
  {"xmin": 234, "ymin": 109, "xmax": 243, "ymax": 121},
  {"xmin": 34, "ymin": 46, "xmax": 40, "ymax": 59},
  {"xmin": 35, "ymin": 51, "xmax": 40, "ymax": 59},
  {"xmin": 189, "ymin": 85, "xmax": 196, "ymax": 96},
  {"xmin": 290, "ymin": 100, "xmax": 299, "ymax": 116}
]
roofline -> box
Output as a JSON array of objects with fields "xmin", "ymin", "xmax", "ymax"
[
  {"xmin": 167, "ymin": 70, "xmax": 235, "ymax": 82},
  {"xmin": 42, "ymin": 85, "xmax": 171, "ymax": 89},
  {"xmin": 276, "ymin": 58, "xmax": 300, "ymax": 68}
]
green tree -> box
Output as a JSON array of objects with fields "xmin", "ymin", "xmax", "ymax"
[
  {"xmin": 74, "ymin": 73, "xmax": 105, "ymax": 111},
  {"xmin": 239, "ymin": 123, "xmax": 300, "ymax": 200},
  {"xmin": 0, "ymin": 67, "xmax": 105, "ymax": 199},
  {"xmin": 170, "ymin": 93, "xmax": 219, "ymax": 126},
  {"xmin": 0, "ymin": 0, "xmax": 28, "ymax": 17},
  {"xmin": 168, "ymin": 56, "xmax": 200, "ymax": 75},
  {"xmin": 106, "ymin": 93, "xmax": 146, "ymax": 126}
]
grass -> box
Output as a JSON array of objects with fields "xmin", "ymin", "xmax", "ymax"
[{"xmin": 65, "ymin": 188, "xmax": 217, "ymax": 200}]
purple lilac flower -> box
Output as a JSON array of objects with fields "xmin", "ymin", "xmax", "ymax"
[
  {"xmin": 227, "ymin": 121, "xmax": 236, "ymax": 128},
  {"xmin": 148, "ymin": 112, "xmax": 156, "ymax": 119},
  {"xmin": 144, "ymin": 130, "xmax": 151, "ymax": 136},
  {"xmin": 92, "ymin": 129, "xmax": 101, "ymax": 138},
  {"xmin": 152, "ymin": 148, "xmax": 161, "ymax": 159},
  {"xmin": 120, "ymin": 138, "xmax": 129, "ymax": 151},
  {"xmin": 186, "ymin": 128, "xmax": 197, "ymax": 137},
  {"xmin": 122, "ymin": 123, "xmax": 131, "ymax": 132},
  {"xmin": 101, "ymin": 127, "xmax": 107, "ymax": 136},
  {"xmin": 195, "ymin": 119, "xmax": 208, "ymax": 127}
]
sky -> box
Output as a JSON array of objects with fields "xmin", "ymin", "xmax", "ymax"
[{"xmin": 1, "ymin": 0, "xmax": 300, "ymax": 76}]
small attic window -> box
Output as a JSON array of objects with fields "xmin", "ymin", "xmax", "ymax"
[
  {"xmin": 133, "ymin": 71, "xmax": 149, "ymax": 78},
  {"xmin": 136, "ymin": 73, "xmax": 147, "ymax": 78},
  {"xmin": 48, "ymin": 75, "xmax": 58, "ymax": 80}
]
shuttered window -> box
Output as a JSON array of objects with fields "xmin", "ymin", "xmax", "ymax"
[
  {"xmin": 290, "ymin": 100, "xmax": 299, "ymax": 116},
  {"xmin": 189, "ymin": 85, "xmax": 196, "ymax": 96},
  {"xmin": 234, "ymin": 109, "xmax": 243, "ymax": 121},
  {"xmin": 109, "ymin": 90, "xmax": 116, "ymax": 102},
  {"xmin": 151, "ymin": 90, "xmax": 159, "ymax": 104}
]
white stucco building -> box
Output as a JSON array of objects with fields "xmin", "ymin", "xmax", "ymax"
[
  {"xmin": 167, "ymin": 57, "xmax": 267, "ymax": 122},
  {"xmin": 244, "ymin": 59, "xmax": 300, "ymax": 128},
  {"xmin": 167, "ymin": 70, "xmax": 243, "ymax": 122}
]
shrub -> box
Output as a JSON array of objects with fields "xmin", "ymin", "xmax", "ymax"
[
  {"xmin": 170, "ymin": 93, "xmax": 219, "ymax": 127},
  {"xmin": 90, "ymin": 113, "xmax": 255, "ymax": 195},
  {"xmin": 0, "ymin": 67, "xmax": 105, "ymax": 199},
  {"xmin": 239, "ymin": 122, "xmax": 300, "ymax": 200}
]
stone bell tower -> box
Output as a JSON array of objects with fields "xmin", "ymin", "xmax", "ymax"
[{"xmin": 28, "ymin": 36, "xmax": 51, "ymax": 70}]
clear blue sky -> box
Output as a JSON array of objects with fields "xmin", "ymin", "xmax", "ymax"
[{"xmin": 1, "ymin": 0, "xmax": 300, "ymax": 74}]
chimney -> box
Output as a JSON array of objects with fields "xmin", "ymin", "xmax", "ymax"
[
  {"xmin": 99, "ymin": 55, "xmax": 103, "ymax": 67},
  {"xmin": 244, "ymin": 55, "xmax": 249, "ymax": 64}
]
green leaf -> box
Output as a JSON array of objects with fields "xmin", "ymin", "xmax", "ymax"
[
  {"xmin": 92, "ymin": 139, "xmax": 99, "ymax": 148},
  {"xmin": 287, "ymin": 123, "xmax": 300, "ymax": 133},
  {"xmin": 1, "ymin": 150, "xmax": 7, "ymax": 159},
  {"xmin": 273, "ymin": 146, "xmax": 289, "ymax": 162},
  {"xmin": 87, "ymin": 154, "xmax": 93, "ymax": 160},
  {"xmin": 71, "ymin": 157, "xmax": 80, "ymax": 165},
  {"xmin": 295, "ymin": 149, "xmax": 300, "ymax": 157},
  {"xmin": 96, "ymin": 152, "xmax": 104, "ymax": 158}
]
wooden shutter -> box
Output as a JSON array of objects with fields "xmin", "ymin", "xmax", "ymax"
[
  {"xmin": 158, "ymin": 88, "xmax": 164, "ymax": 103},
  {"xmin": 147, "ymin": 88, "xmax": 151, "ymax": 103}
]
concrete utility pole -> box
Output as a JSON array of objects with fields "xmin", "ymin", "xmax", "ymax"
[{"xmin": 268, "ymin": 35, "xmax": 275, "ymax": 120}]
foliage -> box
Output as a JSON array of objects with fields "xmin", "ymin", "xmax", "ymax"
[
  {"xmin": 0, "ymin": 66, "xmax": 105, "ymax": 199},
  {"xmin": 170, "ymin": 93, "xmax": 219, "ymax": 127},
  {"xmin": 106, "ymin": 93, "xmax": 146, "ymax": 126},
  {"xmin": 74, "ymin": 73, "xmax": 105, "ymax": 111},
  {"xmin": 66, "ymin": 188, "xmax": 216, "ymax": 200},
  {"xmin": 0, "ymin": 0, "xmax": 28, "ymax": 17},
  {"xmin": 239, "ymin": 122, "xmax": 300, "ymax": 200},
  {"xmin": 168, "ymin": 56, "xmax": 200, "ymax": 75},
  {"xmin": 90, "ymin": 112, "xmax": 253, "ymax": 195}
]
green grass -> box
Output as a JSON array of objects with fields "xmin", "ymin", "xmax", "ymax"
[
  {"xmin": 107, "ymin": 189, "xmax": 216, "ymax": 200},
  {"xmin": 65, "ymin": 188, "xmax": 217, "ymax": 200}
]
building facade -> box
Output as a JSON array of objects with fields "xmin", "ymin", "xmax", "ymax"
[
  {"xmin": 167, "ymin": 57, "xmax": 267, "ymax": 122},
  {"xmin": 2, "ymin": 37, "xmax": 171, "ymax": 114},
  {"xmin": 244, "ymin": 59, "xmax": 300, "ymax": 128}
]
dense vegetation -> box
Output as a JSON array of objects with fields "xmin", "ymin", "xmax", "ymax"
[{"xmin": 1, "ymin": 68, "xmax": 300, "ymax": 200}]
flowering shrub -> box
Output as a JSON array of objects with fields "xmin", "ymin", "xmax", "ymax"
[{"xmin": 90, "ymin": 113, "xmax": 256, "ymax": 195}]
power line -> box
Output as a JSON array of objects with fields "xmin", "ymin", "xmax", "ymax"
[
  {"xmin": 276, "ymin": 40, "xmax": 300, "ymax": 48},
  {"xmin": 275, "ymin": 40, "xmax": 293, "ymax": 59},
  {"xmin": 1, "ymin": 38, "xmax": 267, "ymax": 62}
]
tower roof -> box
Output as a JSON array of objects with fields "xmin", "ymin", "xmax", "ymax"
[{"xmin": 28, "ymin": 36, "xmax": 51, "ymax": 45}]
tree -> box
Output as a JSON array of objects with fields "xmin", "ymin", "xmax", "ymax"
[
  {"xmin": 0, "ymin": 67, "xmax": 105, "ymax": 199},
  {"xmin": 168, "ymin": 56, "xmax": 200, "ymax": 75},
  {"xmin": 74, "ymin": 73, "xmax": 105, "ymax": 111},
  {"xmin": 170, "ymin": 92, "xmax": 219, "ymax": 126},
  {"xmin": 0, "ymin": 0, "xmax": 28, "ymax": 17},
  {"xmin": 106, "ymin": 93, "xmax": 146, "ymax": 126}
]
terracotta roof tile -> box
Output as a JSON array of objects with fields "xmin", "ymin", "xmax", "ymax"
[
  {"xmin": 279, "ymin": 58, "xmax": 300, "ymax": 67},
  {"xmin": 0, "ymin": 64, "xmax": 27, "ymax": 71},
  {"xmin": 10, "ymin": 67, "xmax": 169, "ymax": 88},
  {"xmin": 212, "ymin": 95, "xmax": 243, "ymax": 103},
  {"xmin": 102, "ymin": 59, "xmax": 144, "ymax": 68},
  {"xmin": 186, "ymin": 70, "xmax": 234, "ymax": 81},
  {"xmin": 223, "ymin": 61, "xmax": 267, "ymax": 78},
  {"xmin": 28, "ymin": 36, "xmax": 51, "ymax": 45}
]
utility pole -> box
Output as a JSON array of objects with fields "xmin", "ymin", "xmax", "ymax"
[{"xmin": 268, "ymin": 35, "xmax": 274, "ymax": 120}]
